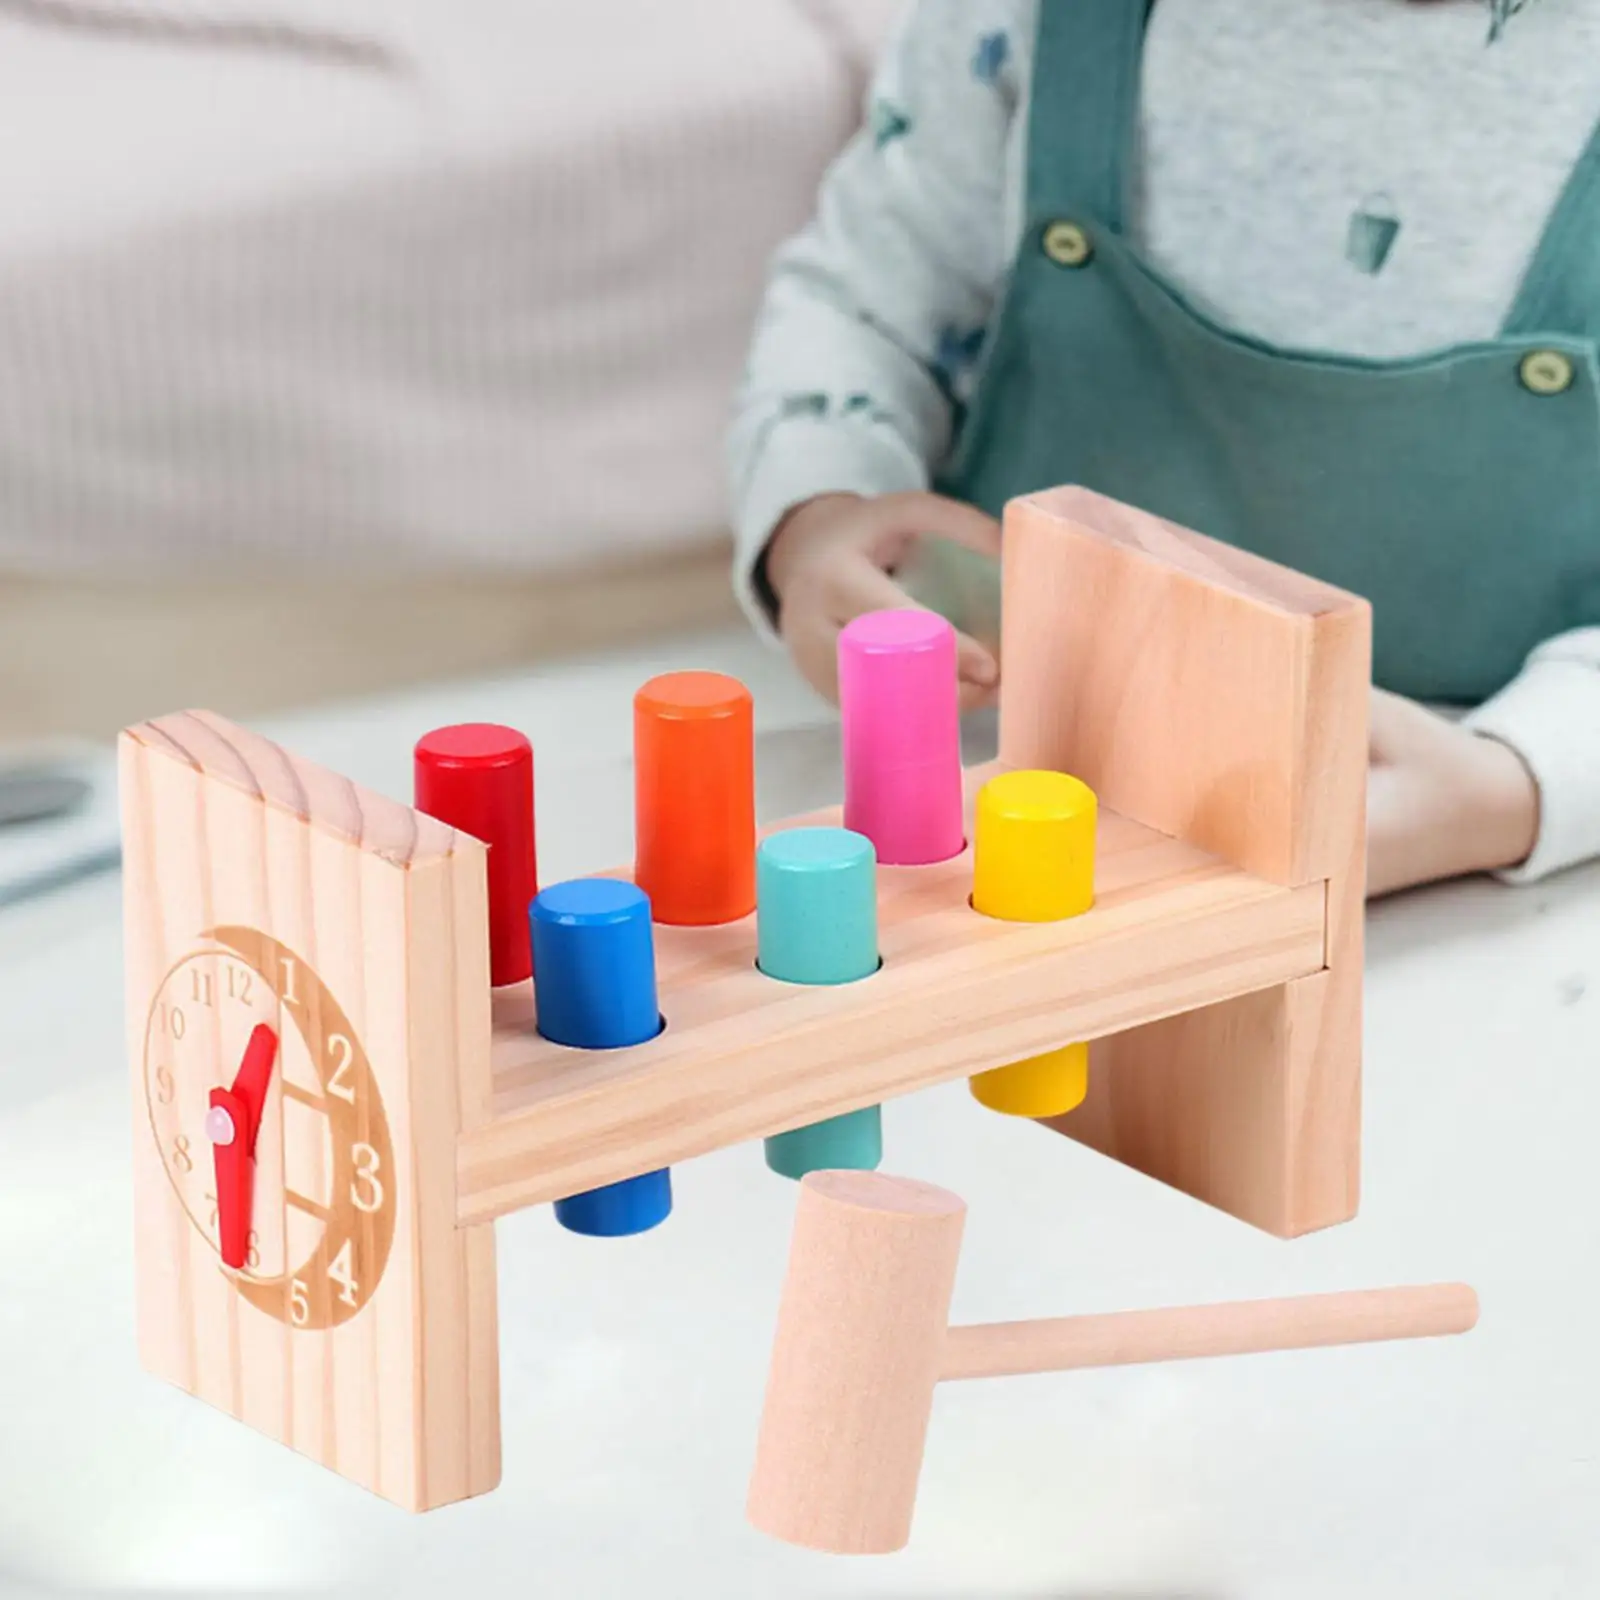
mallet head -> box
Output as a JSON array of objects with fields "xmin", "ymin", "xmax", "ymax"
[{"xmin": 746, "ymin": 1170, "xmax": 967, "ymax": 1555}]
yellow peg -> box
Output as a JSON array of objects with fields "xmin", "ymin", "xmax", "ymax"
[
  {"xmin": 970, "ymin": 1040, "xmax": 1088, "ymax": 1117},
  {"xmin": 971, "ymin": 770, "xmax": 1095, "ymax": 921},
  {"xmin": 969, "ymin": 770, "xmax": 1097, "ymax": 1118}
]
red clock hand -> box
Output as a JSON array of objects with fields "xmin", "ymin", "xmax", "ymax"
[
  {"xmin": 229, "ymin": 1022, "xmax": 277, "ymax": 1148},
  {"xmin": 208, "ymin": 1023, "xmax": 278, "ymax": 1270}
]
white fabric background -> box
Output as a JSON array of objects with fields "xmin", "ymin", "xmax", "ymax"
[{"xmin": 0, "ymin": 0, "xmax": 902, "ymax": 575}]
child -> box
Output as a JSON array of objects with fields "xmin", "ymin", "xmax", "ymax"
[{"xmin": 728, "ymin": 0, "xmax": 1600, "ymax": 897}]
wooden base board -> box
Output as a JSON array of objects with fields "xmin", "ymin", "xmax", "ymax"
[{"xmin": 456, "ymin": 766, "xmax": 1329, "ymax": 1228}]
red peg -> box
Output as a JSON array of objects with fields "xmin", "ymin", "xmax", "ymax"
[{"xmin": 415, "ymin": 724, "xmax": 538, "ymax": 987}]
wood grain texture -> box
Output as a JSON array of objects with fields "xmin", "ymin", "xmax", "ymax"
[
  {"xmin": 998, "ymin": 486, "xmax": 1368, "ymax": 887},
  {"xmin": 998, "ymin": 490, "xmax": 1370, "ymax": 1238},
  {"xmin": 746, "ymin": 1171, "xmax": 966, "ymax": 1555},
  {"xmin": 458, "ymin": 766, "xmax": 1327, "ymax": 1226},
  {"xmin": 127, "ymin": 708, "xmax": 460, "ymax": 866},
  {"xmin": 939, "ymin": 1284, "xmax": 1480, "ymax": 1381},
  {"xmin": 121, "ymin": 710, "xmax": 499, "ymax": 1512}
]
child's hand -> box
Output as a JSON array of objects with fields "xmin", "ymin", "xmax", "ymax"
[
  {"xmin": 1366, "ymin": 687, "xmax": 1540, "ymax": 898},
  {"xmin": 764, "ymin": 491, "xmax": 1003, "ymax": 708}
]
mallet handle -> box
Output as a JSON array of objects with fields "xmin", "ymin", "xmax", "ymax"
[{"xmin": 939, "ymin": 1284, "xmax": 1478, "ymax": 1382}]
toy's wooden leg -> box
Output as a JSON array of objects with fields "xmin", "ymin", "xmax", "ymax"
[
  {"xmin": 121, "ymin": 713, "xmax": 501, "ymax": 1510},
  {"xmin": 1057, "ymin": 967, "xmax": 1359, "ymax": 1237},
  {"xmin": 997, "ymin": 489, "xmax": 1369, "ymax": 1238},
  {"xmin": 405, "ymin": 851, "xmax": 503, "ymax": 1506}
]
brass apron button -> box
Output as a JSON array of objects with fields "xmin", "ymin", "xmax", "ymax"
[
  {"xmin": 1519, "ymin": 349, "xmax": 1576, "ymax": 396},
  {"xmin": 1042, "ymin": 220, "xmax": 1093, "ymax": 268}
]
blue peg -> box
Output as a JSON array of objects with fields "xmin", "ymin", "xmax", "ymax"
[{"xmin": 530, "ymin": 878, "xmax": 671, "ymax": 1236}]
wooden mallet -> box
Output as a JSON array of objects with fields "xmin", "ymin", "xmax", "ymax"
[{"xmin": 747, "ymin": 1171, "xmax": 1479, "ymax": 1555}]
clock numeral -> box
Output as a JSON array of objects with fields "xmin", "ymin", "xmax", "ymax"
[
  {"xmin": 327, "ymin": 1239, "xmax": 360, "ymax": 1307},
  {"xmin": 204, "ymin": 1193, "xmax": 261, "ymax": 1270},
  {"xmin": 289, "ymin": 1278, "xmax": 310, "ymax": 1326},
  {"xmin": 172, "ymin": 1133, "xmax": 194, "ymax": 1174},
  {"xmin": 280, "ymin": 956, "xmax": 300, "ymax": 1007},
  {"xmin": 351, "ymin": 1143, "xmax": 383, "ymax": 1213},
  {"xmin": 155, "ymin": 1064, "xmax": 176, "ymax": 1105},
  {"xmin": 226, "ymin": 964, "xmax": 253, "ymax": 1005},
  {"xmin": 327, "ymin": 1034, "xmax": 357, "ymax": 1103},
  {"xmin": 190, "ymin": 968, "xmax": 214, "ymax": 1007},
  {"xmin": 166, "ymin": 1005, "xmax": 187, "ymax": 1041}
]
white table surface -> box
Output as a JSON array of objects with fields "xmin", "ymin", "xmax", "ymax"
[{"xmin": 2, "ymin": 627, "xmax": 1597, "ymax": 1599}]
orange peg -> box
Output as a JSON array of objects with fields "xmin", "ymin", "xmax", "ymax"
[{"xmin": 634, "ymin": 671, "xmax": 757, "ymax": 926}]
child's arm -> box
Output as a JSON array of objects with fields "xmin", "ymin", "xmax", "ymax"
[
  {"xmin": 728, "ymin": 0, "xmax": 1029, "ymax": 701},
  {"xmin": 1463, "ymin": 627, "xmax": 1600, "ymax": 882},
  {"xmin": 1369, "ymin": 627, "xmax": 1600, "ymax": 895}
]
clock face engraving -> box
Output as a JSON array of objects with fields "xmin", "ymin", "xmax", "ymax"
[{"xmin": 143, "ymin": 927, "xmax": 396, "ymax": 1330}]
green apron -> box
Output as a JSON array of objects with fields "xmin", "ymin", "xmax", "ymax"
[{"xmin": 925, "ymin": 0, "xmax": 1600, "ymax": 704}]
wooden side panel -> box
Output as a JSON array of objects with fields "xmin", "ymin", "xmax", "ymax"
[
  {"xmin": 998, "ymin": 489, "xmax": 1370, "ymax": 1237},
  {"xmin": 407, "ymin": 847, "xmax": 501, "ymax": 1505},
  {"xmin": 121, "ymin": 712, "xmax": 499, "ymax": 1510},
  {"xmin": 998, "ymin": 486, "xmax": 1368, "ymax": 886},
  {"xmin": 123, "ymin": 736, "xmax": 225, "ymax": 1418}
]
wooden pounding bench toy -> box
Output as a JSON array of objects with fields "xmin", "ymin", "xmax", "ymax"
[{"xmin": 120, "ymin": 486, "xmax": 1478, "ymax": 1542}]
